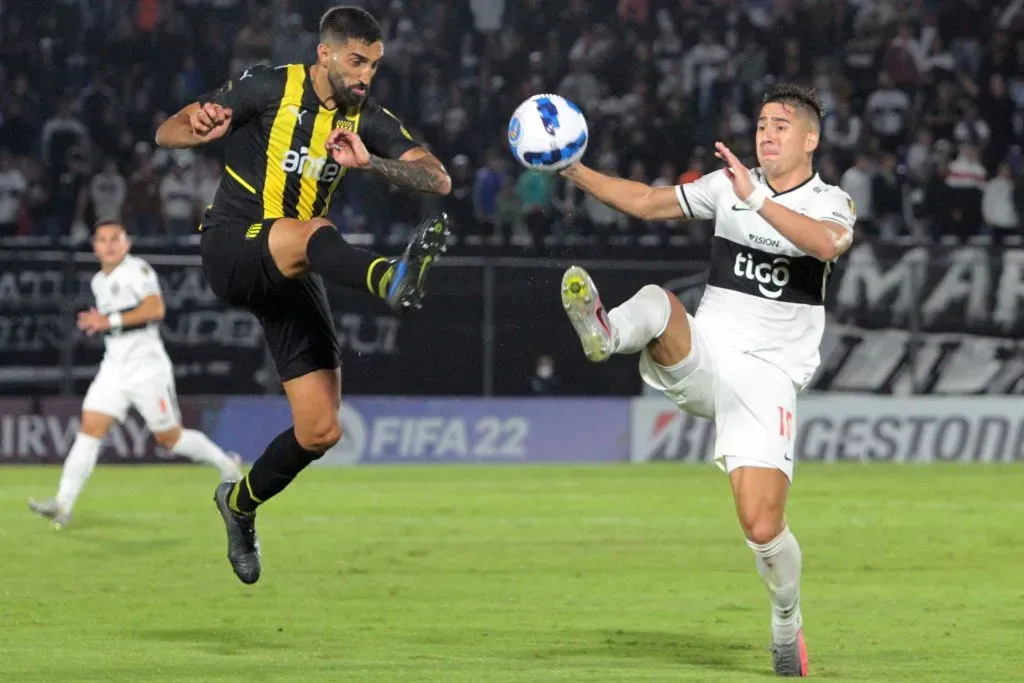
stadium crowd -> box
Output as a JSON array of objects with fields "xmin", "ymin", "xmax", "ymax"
[{"xmin": 0, "ymin": 0, "xmax": 1021, "ymax": 248}]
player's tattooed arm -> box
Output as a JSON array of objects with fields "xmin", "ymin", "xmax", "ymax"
[
  {"xmin": 327, "ymin": 129, "xmax": 451, "ymax": 195},
  {"xmin": 368, "ymin": 149, "xmax": 452, "ymax": 196}
]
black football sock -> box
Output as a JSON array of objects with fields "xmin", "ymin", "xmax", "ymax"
[
  {"xmin": 228, "ymin": 427, "xmax": 319, "ymax": 514},
  {"xmin": 306, "ymin": 224, "xmax": 394, "ymax": 299}
]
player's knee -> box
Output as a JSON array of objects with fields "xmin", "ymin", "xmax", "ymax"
[
  {"xmin": 79, "ymin": 412, "xmax": 113, "ymax": 439},
  {"xmin": 300, "ymin": 218, "xmax": 335, "ymax": 244},
  {"xmin": 153, "ymin": 428, "xmax": 181, "ymax": 450},
  {"xmin": 295, "ymin": 416, "xmax": 342, "ymax": 454},
  {"xmin": 740, "ymin": 514, "xmax": 785, "ymax": 546}
]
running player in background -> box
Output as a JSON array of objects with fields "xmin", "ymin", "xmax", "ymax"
[
  {"xmin": 559, "ymin": 84, "xmax": 855, "ymax": 677},
  {"xmin": 155, "ymin": 6, "xmax": 451, "ymax": 584},
  {"xmin": 29, "ymin": 220, "xmax": 243, "ymax": 529}
]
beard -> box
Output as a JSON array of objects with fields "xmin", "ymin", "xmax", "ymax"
[{"xmin": 329, "ymin": 71, "xmax": 366, "ymax": 108}]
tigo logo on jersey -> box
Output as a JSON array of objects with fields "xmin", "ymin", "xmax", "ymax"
[
  {"xmin": 281, "ymin": 147, "xmax": 342, "ymax": 181},
  {"xmin": 734, "ymin": 252, "xmax": 791, "ymax": 299}
]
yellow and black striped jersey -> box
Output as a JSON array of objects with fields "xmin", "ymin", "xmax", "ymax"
[{"xmin": 199, "ymin": 63, "xmax": 419, "ymax": 226}]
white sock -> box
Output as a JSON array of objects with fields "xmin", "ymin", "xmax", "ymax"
[
  {"xmin": 607, "ymin": 284, "xmax": 671, "ymax": 354},
  {"xmin": 171, "ymin": 429, "xmax": 242, "ymax": 481},
  {"xmin": 56, "ymin": 433, "xmax": 103, "ymax": 513},
  {"xmin": 748, "ymin": 527, "xmax": 803, "ymax": 644}
]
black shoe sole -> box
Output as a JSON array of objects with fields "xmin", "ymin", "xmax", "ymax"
[{"xmin": 387, "ymin": 213, "xmax": 451, "ymax": 311}]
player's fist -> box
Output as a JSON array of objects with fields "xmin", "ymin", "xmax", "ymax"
[
  {"xmin": 189, "ymin": 103, "xmax": 233, "ymax": 142},
  {"xmin": 326, "ymin": 129, "xmax": 370, "ymax": 169},
  {"xmin": 77, "ymin": 308, "xmax": 109, "ymax": 336}
]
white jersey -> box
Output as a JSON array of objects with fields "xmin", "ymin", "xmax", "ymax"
[
  {"xmin": 91, "ymin": 255, "xmax": 169, "ymax": 366},
  {"xmin": 675, "ymin": 168, "xmax": 856, "ymax": 388}
]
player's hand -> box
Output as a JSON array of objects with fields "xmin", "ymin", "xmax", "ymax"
[
  {"xmin": 559, "ymin": 161, "xmax": 584, "ymax": 179},
  {"xmin": 714, "ymin": 141, "xmax": 756, "ymax": 203},
  {"xmin": 189, "ymin": 103, "xmax": 233, "ymax": 142},
  {"xmin": 326, "ymin": 129, "xmax": 370, "ymax": 168},
  {"xmin": 77, "ymin": 308, "xmax": 110, "ymax": 336}
]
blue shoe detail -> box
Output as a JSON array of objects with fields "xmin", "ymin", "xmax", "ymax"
[
  {"xmin": 384, "ymin": 213, "xmax": 450, "ymax": 312},
  {"xmin": 388, "ymin": 260, "xmax": 408, "ymax": 299}
]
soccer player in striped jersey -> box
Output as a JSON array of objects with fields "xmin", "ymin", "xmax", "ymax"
[{"xmin": 155, "ymin": 5, "xmax": 451, "ymax": 585}]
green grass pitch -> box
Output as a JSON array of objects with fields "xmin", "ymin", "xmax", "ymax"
[{"xmin": 1, "ymin": 463, "xmax": 1021, "ymax": 682}]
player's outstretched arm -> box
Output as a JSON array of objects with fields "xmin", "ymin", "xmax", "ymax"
[
  {"xmin": 368, "ymin": 147, "xmax": 452, "ymax": 196},
  {"xmin": 562, "ymin": 163, "xmax": 686, "ymax": 221},
  {"xmin": 77, "ymin": 295, "xmax": 166, "ymax": 336},
  {"xmin": 327, "ymin": 129, "xmax": 451, "ymax": 195},
  {"xmin": 155, "ymin": 102, "xmax": 233, "ymax": 149}
]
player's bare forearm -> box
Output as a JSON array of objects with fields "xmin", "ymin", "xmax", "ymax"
[
  {"xmin": 758, "ymin": 200, "xmax": 852, "ymax": 262},
  {"xmin": 366, "ymin": 155, "xmax": 452, "ymax": 195},
  {"xmin": 562, "ymin": 163, "xmax": 684, "ymax": 221},
  {"xmin": 155, "ymin": 105, "xmax": 204, "ymax": 149},
  {"xmin": 118, "ymin": 296, "xmax": 166, "ymax": 326}
]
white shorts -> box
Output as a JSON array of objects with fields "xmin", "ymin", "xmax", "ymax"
[
  {"xmin": 638, "ymin": 314, "xmax": 798, "ymax": 481},
  {"xmin": 82, "ymin": 358, "xmax": 181, "ymax": 433}
]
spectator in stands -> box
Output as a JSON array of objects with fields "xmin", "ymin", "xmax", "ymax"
[
  {"xmin": 906, "ymin": 128, "xmax": 935, "ymax": 181},
  {"xmin": 40, "ymin": 101, "xmax": 88, "ymax": 176},
  {"xmin": 89, "ymin": 158, "xmax": 127, "ymax": 223},
  {"xmin": 872, "ymin": 152, "xmax": 905, "ymax": 239},
  {"xmin": 841, "ymin": 153, "xmax": 875, "ymax": 235},
  {"xmin": 983, "ymin": 162, "xmax": 1019, "ymax": 239},
  {"xmin": 528, "ymin": 354, "xmax": 561, "ymax": 396},
  {"xmin": 494, "ymin": 176, "xmax": 522, "ymax": 244},
  {"xmin": 865, "ymin": 71, "xmax": 912, "ymax": 151},
  {"xmin": 1, "ymin": 0, "xmax": 1023, "ymax": 250},
  {"xmin": 945, "ymin": 143, "xmax": 987, "ymax": 239},
  {"xmin": 0, "ymin": 150, "xmax": 27, "ymax": 237},
  {"xmin": 473, "ymin": 150, "xmax": 506, "ymax": 238},
  {"xmin": 124, "ymin": 150, "xmax": 161, "ymax": 237},
  {"xmin": 824, "ymin": 100, "xmax": 863, "ymax": 171},
  {"xmin": 515, "ymin": 168, "xmax": 554, "ymax": 248},
  {"xmin": 953, "ymin": 104, "xmax": 991, "ymax": 149},
  {"xmin": 160, "ymin": 160, "xmax": 199, "ymax": 236}
]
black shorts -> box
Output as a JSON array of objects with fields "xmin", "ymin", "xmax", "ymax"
[{"xmin": 200, "ymin": 217, "xmax": 341, "ymax": 382}]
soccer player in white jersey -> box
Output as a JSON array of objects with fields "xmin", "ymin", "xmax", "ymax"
[
  {"xmin": 29, "ymin": 220, "xmax": 243, "ymax": 529},
  {"xmin": 559, "ymin": 84, "xmax": 855, "ymax": 677}
]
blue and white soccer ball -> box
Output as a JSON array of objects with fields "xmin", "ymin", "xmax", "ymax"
[{"xmin": 508, "ymin": 94, "xmax": 588, "ymax": 172}]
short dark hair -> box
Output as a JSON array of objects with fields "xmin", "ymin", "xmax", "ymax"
[
  {"xmin": 93, "ymin": 218, "xmax": 126, "ymax": 233},
  {"xmin": 762, "ymin": 84, "xmax": 824, "ymax": 130},
  {"xmin": 319, "ymin": 6, "xmax": 382, "ymax": 45}
]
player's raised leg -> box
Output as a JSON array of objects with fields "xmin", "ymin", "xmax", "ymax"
[
  {"xmin": 29, "ymin": 410, "xmax": 115, "ymax": 529},
  {"xmin": 267, "ymin": 212, "xmax": 450, "ymax": 313},
  {"xmin": 730, "ymin": 466, "xmax": 807, "ymax": 676},
  {"xmin": 561, "ymin": 265, "xmax": 691, "ymax": 364}
]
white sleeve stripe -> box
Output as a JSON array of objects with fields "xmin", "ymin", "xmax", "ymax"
[
  {"xmin": 674, "ymin": 185, "xmax": 694, "ymax": 218},
  {"xmin": 820, "ymin": 217, "xmax": 853, "ymax": 232}
]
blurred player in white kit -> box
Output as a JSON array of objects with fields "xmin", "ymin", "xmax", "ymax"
[
  {"xmin": 559, "ymin": 84, "xmax": 856, "ymax": 677},
  {"xmin": 29, "ymin": 219, "xmax": 243, "ymax": 529}
]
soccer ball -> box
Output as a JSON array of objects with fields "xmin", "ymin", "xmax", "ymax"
[{"xmin": 508, "ymin": 94, "xmax": 589, "ymax": 172}]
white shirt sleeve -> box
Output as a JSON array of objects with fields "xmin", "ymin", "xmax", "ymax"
[
  {"xmin": 811, "ymin": 188, "xmax": 858, "ymax": 232},
  {"xmin": 90, "ymin": 272, "xmax": 102, "ymax": 307},
  {"xmin": 674, "ymin": 170, "xmax": 721, "ymax": 220},
  {"xmin": 130, "ymin": 258, "xmax": 162, "ymax": 299}
]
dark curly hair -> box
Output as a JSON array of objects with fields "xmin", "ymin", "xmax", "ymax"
[
  {"xmin": 762, "ymin": 84, "xmax": 824, "ymax": 130},
  {"xmin": 320, "ymin": 6, "xmax": 382, "ymax": 45}
]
